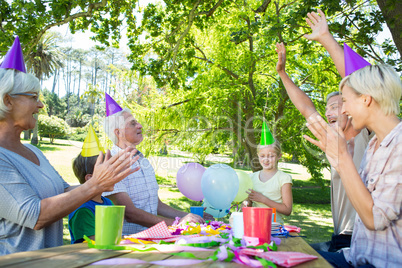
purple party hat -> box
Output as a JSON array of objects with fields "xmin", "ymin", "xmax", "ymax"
[
  {"xmin": 105, "ymin": 92, "xmax": 123, "ymax": 116},
  {"xmin": 344, "ymin": 43, "xmax": 371, "ymax": 76},
  {"xmin": 0, "ymin": 36, "xmax": 26, "ymax": 73}
]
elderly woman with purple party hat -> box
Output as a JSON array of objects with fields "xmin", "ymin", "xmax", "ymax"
[{"xmin": 0, "ymin": 37, "xmax": 139, "ymax": 255}]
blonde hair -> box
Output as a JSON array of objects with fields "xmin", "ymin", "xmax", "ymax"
[
  {"xmin": 339, "ymin": 64, "xmax": 401, "ymax": 115},
  {"xmin": 0, "ymin": 69, "xmax": 40, "ymax": 120},
  {"xmin": 257, "ymin": 140, "xmax": 281, "ymax": 156}
]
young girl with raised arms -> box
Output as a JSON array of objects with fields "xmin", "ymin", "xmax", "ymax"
[{"xmin": 245, "ymin": 141, "xmax": 293, "ymax": 224}]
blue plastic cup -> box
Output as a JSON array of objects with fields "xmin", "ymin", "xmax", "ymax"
[{"xmin": 190, "ymin": 206, "xmax": 204, "ymax": 217}]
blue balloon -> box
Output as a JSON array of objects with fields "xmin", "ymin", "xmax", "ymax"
[
  {"xmin": 203, "ymin": 199, "xmax": 230, "ymax": 218},
  {"xmin": 201, "ymin": 164, "xmax": 239, "ymax": 209}
]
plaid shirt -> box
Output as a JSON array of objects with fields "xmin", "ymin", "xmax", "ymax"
[
  {"xmin": 344, "ymin": 122, "xmax": 402, "ymax": 267},
  {"xmin": 103, "ymin": 145, "xmax": 159, "ymax": 235}
]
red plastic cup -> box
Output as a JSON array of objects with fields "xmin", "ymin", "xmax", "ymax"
[{"xmin": 243, "ymin": 207, "xmax": 272, "ymax": 245}]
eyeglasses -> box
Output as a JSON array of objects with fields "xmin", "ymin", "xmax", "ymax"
[{"xmin": 10, "ymin": 93, "xmax": 40, "ymax": 102}]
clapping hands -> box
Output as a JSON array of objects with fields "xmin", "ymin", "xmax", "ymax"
[
  {"xmin": 304, "ymin": 114, "xmax": 348, "ymax": 170},
  {"xmin": 91, "ymin": 147, "xmax": 140, "ymax": 192}
]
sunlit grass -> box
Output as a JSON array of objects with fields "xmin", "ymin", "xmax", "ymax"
[{"xmin": 38, "ymin": 138, "xmax": 332, "ymax": 245}]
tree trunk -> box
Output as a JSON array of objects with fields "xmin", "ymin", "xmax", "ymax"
[
  {"xmin": 30, "ymin": 114, "xmax": 39, "ymax": 145},
  {"xmin": 23, "ymin": 130, "xmax": 31, "ymax": 140},
  {"xmin": 51, "ymin": 69, "xmax": 58, "ymax": 94},
  {"xmin": 94, "ymin": 59, "xmax": 98, "ymax": 86},
  {"xmin": 77, "ymin": 58, "xmax": 82, "ymax": 103},
  {"xmin": 376, "ymin": 0, "xmax": 402, "ymax": 56}
]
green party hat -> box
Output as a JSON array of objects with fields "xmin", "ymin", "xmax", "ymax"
[{"xmin": 260, "ymin": 121, "xmax": 275, "ymax": 145}]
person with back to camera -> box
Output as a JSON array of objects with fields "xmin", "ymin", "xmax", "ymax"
[
  {"xmin": 244, "ymin": 126, "xmax": 293, "ymax": 225},
  {"xmin": 305, "ymin": 63, "xmax": 401, "ymax": 266},
  {"xmin": 0, "ymin": 37, "xmax": 139, "ymax": 255},
  {"xmin": 275, "ymin": 9, "xmax": 374, "ymax": 252},
  {"xmin": 102, "ymin": 94, "xmax": 214, "ymax": 236},
  {"xmin": 68, "ymin": 125, "xmax": 115, "ymax": 244}
]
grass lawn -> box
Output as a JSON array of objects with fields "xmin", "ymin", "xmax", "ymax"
[{"xmin": 26, "ymin": 138, "xmax": 333, "ymax": 245}]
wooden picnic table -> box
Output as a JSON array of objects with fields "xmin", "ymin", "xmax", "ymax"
[{"xmin": 0, "ymin": 236, "xmax": 331, "ymax": 267}]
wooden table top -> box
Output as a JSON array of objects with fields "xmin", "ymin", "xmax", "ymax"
[{"xmin": 0, "ymin": 236, "xmax": 331, "ymax": 267}]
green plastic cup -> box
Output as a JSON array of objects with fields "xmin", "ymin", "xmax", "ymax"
[{"xmin": 95, "ymin": 205, "xmax": 125, "ymax": 247}]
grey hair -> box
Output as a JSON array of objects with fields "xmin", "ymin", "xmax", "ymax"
[
  {"xmin": 339, "ymin": 64, "xmax": 401, "ymax": 116},
  {"xmin": 0, "ymin": 69, "xmax": 40, "ymax": 120},
  {"xmin": 326, "ymin": 91, "xmax": 340, "ymax": 102},
  {"xmin": 103, "ymin": 108, "xmax": 131, "ymax": 144}
]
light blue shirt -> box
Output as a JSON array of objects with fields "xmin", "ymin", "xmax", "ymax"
[{"xmin": 0, "ymin": 144, "xmax": 69, "ymax": 255}]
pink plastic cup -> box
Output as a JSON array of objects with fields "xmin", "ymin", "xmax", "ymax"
[{"xmin": 243, "ymin": 207, "xmax": 272, "ymax": 245}]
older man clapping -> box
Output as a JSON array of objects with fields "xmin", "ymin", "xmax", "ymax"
[{"xmin": 103, "ymin": 96, "xmax": 213, "ymax": 235}]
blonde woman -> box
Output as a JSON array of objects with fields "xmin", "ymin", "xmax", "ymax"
[{"xmin": 305, "ymin": 64, "xmax": 401, "ymax": 267}]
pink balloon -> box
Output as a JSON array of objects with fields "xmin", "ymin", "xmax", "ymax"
[{"xmin": 176, "ymin": 163, "xmax": 206, "ymax": 201}]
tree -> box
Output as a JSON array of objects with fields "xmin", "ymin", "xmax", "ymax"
[
  {"xmin": 376, "ymin": 0, "xmax": 402, "ymax": 55},
  {"xmin": 71, "ymin": 49, "xmax": 88, "ymax": 100},
  {"xmin": 38, "ymin": 115, "xmax": 69, "ymax": 144},
  {"xmin": 42, "ymin": 89, "xmax": 67, "ymax": 117},
  {"xmin": 81, "ymin": 84, "xmax": 104, "ymax": 118},
  {"xmin": 2, "ymin": 0, "xmax": 400, "ymax": 179},
  {"xmin": 125, "ymin": 0, "xmax": 399, "ymax": 179},
  {"xmin": 25, "ymin": 31, "xmax": 64, "ymax": 145}
]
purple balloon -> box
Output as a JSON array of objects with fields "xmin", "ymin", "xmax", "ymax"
[{"xmin": 176, "ymin": 163, "xmax": 206, "ymax": 201}]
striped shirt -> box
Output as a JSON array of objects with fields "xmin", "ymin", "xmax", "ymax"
[
  {"xmin": 344, "ymin": 122, "xmax": 402, "ymax": 267},
  {"xmin": 103, "ymin": 145, "xmax": 159, "ymax": 235}
]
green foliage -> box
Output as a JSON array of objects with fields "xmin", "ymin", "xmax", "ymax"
[
  {"xmin": 25, "ymin": 31, "xmax": 65, "ymax": 81},
  {"xmin": 65, "ymin": 109, "xmax": 91, "ymax": 128},
  {"xmin": 81, "ymin": 84, "xmax": 104, "ymax": 117},
  {"xmin": 42, "ymin": 89, "xmax": 67, "ymax": 118},
  {"xmin": 38, "ymin": 115, "xmax": 70, "ymax": 143},
  {"xmin": 0, "ymin": 0, "xmax": 138, "ymax": 56},
  {"xmin": 121, "ymin": 0, "xmax": 401, "ymax": 183},
  {"xmin": 3, "ymin": 0, "xmax": 400, "ymax": 185},
  {"xmin": 68, "ymin": 127, "xmax": 88, "ymax": 142},
  {"xmin": 123, "ymin": 1, "xmax": 337, "ymax": 182}
]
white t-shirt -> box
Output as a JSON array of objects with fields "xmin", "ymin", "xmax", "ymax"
[{"xmin": 250, "ymin": 170, "xmax": 292, "ymax": 224}]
